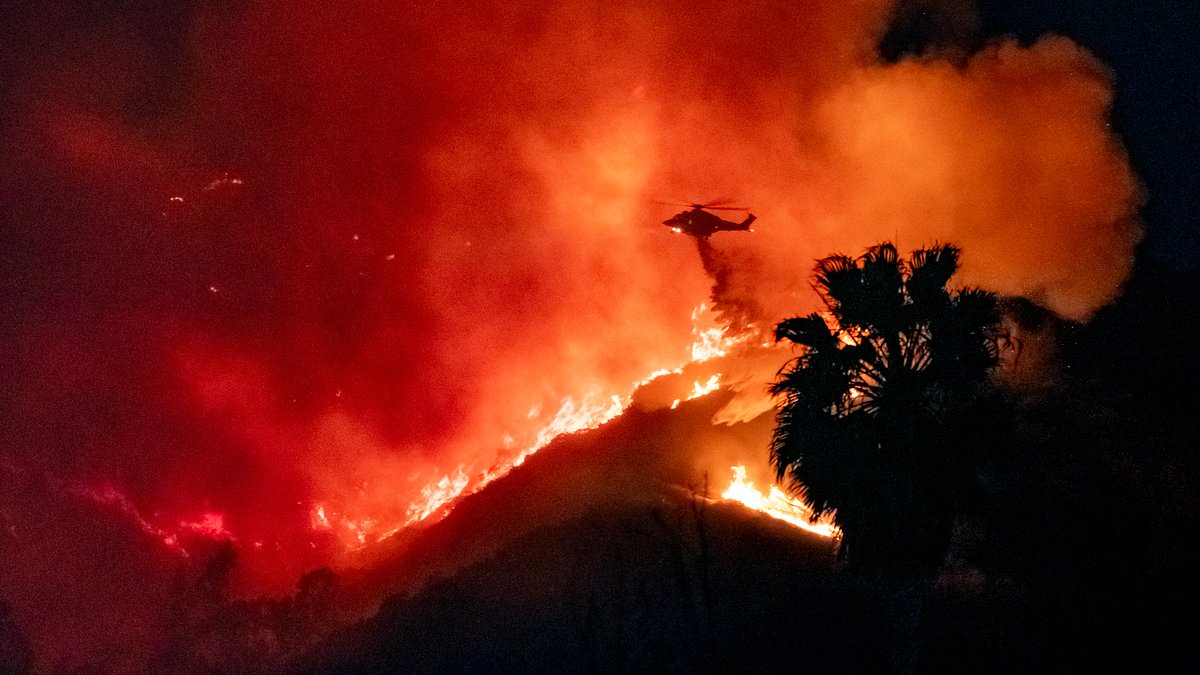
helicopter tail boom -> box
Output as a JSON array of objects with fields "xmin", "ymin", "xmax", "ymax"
[{"xmin": 731, "ymin": 213, "xmax": 756, "ymax": 230}]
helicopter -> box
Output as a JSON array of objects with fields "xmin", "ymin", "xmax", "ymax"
[{"xmin": 660, "ymin": 201, "xmax": 756, "ymax": 238}]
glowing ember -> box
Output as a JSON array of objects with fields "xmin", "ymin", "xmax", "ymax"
[
  {"xmin": 74, "ymin": 484, "xmax": 233, "ymax": 556},
  {"xmin": 202, "ymin": 174, "xmax": 244, "ymax": 192},
  {"xmin": 177, "ymin": 512, "xmax": 233, "ymax": 539},
  {"xmin": 721, "ymin": 465, "xmax": 838, "ymax": 538},
  {"xmin": 311, "ymin": 505, "xmax": 331, "ymax": 530}
]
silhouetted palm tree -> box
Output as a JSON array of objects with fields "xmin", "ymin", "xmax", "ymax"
[{"xmin": 771, "ymin": 242, "xmax": 1000, "ymax": 577}]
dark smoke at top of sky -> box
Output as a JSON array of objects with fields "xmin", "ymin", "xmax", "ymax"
[{"xmin": 0, "ymin": 0, "xmax": 1150, "ymax": 666}]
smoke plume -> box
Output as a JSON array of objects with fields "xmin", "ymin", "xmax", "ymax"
[{"xmin": 695, "ymin": 237, "xmax": 769, "ymax": 334}]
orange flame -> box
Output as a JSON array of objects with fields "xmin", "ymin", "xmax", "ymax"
[
  {"xmin": 354, "ymin": 306, "xmax": 743, "ymax": 544},
  {"xmin": 313, "ymin": 390, "xmax": 633, "ymax": 548},
  {"xmin": 691, "ymin": 303, "xmax": 744, "ymax": 361},
  {"xmin": 721, "ymin": 465, "xmax": 838, "ymax": 538}
]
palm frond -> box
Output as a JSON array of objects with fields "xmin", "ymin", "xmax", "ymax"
[
  {"xmin": 951, "ymin": 288, "xmax": 1000, "ymax": 331},
  {"xmin": 845, "ymin": 243, "xmax": 904, "ymax": 331},
  {"xmin": 775, "ymin": 313, "xmax": 838, "ymax": 352},
  {"xmin": 813, "ymin": 254, "xmax": 860, "ymax": 307},
  {"xmin": 863, "ymin": 241, "xmax": 901, "ymax": 269},
  {"xmin": 907, "ymin": 243, "xmax": 960, "ymax": 309}
]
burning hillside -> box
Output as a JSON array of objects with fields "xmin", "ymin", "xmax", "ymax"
[{"xmin": 0, "ymin": 0, "xmax": 1143, "ymax": 669}]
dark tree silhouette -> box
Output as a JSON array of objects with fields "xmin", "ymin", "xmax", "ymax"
[
  {"xmin": 156, "ymin": 545, "xmax": 344, "ymax": 673},
  {"xmin": 771, "ymin": 242, "xmax": 1001, "ymax": 578}
]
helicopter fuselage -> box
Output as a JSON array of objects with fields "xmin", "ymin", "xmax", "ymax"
[{"xmin": 663, "ymin": 208, "xmax": 756, "ymax": 238}]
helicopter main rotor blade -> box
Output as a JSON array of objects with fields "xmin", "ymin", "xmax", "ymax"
[
  {"xmin": 649, "ymin": 198, "xmax": 750, "ymax": 211},
  {"xmin": 694, "ymin": 198, "xmax": 749, "ymax": 210},
  {"xmin": 651, "ymin": 199, "xmax": 719, "ymax": 208}
]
